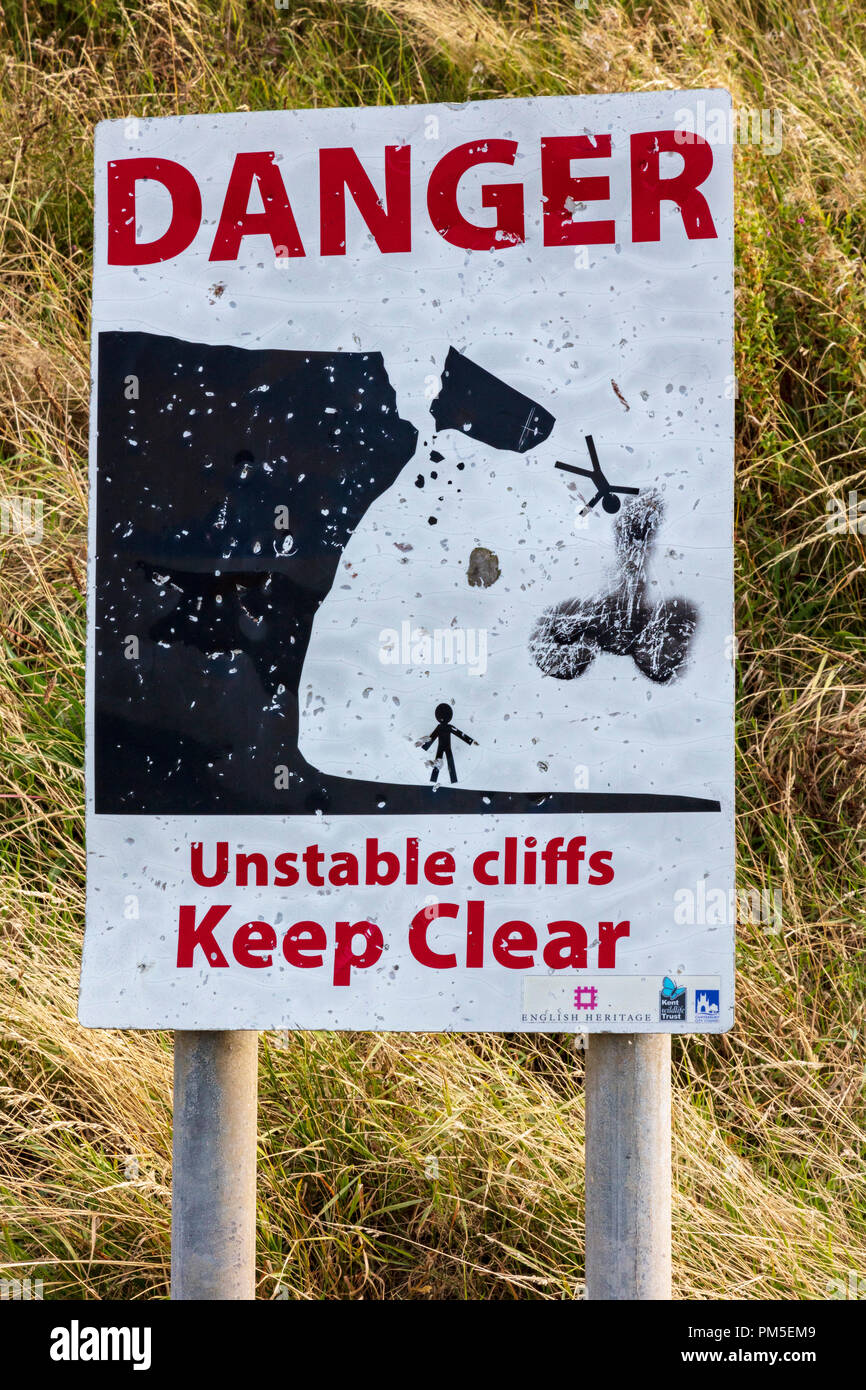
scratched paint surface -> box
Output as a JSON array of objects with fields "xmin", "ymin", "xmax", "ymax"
[{"xmin": 81, "ymin": 93, "xmax": 735, "ymax": 1030}]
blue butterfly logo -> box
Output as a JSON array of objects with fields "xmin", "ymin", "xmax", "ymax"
[{"xmin": 662, "ymin": 976, "xmax": 685, "ymax": 1000}]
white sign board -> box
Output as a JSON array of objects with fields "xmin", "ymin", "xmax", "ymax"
[{"xmin": 81, "ymin": 93, "xmax": 734, "ymax": 1031}]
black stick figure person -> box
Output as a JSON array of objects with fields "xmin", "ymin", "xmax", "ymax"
[{"xmin": 417, "ymin": 703, "xmax": 478, "ymax": 784}]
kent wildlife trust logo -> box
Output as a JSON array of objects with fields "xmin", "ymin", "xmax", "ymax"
[{"xmin": 660, "ymin": 975, "xmax": 686, "ymax": 1021}]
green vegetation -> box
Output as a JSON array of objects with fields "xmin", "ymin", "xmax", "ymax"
[{"xmin": 1, "ymin": 0, "xmax": 864, "ymax": 1298}]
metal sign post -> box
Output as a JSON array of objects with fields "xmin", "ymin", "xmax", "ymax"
[
  {"xmin": 585, "ymin": 1034, "xmax": 672, "ymax": 1300},
  {"xmin": 171, "ymin": 1032, "xmax": 258, "ymax": 1300}
]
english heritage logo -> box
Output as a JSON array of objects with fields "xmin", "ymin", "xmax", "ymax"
[{"xmin": 659, "ymin": 975, "xmax": 687, "ymax": 1021}]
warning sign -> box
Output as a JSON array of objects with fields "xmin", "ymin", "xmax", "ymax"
[{"xmin": 81, "ymin": 92, "xmax": 734, "ymax": 1030}]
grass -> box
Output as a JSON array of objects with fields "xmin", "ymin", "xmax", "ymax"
[{"xmin": 1, "ymin": 0, "xmax": 865, "ymax": 1299}]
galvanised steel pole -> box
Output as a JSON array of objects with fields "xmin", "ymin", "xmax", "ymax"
[
  {"xmin": 171, "ymin": 1031, "xmax": 258, "ymax": 1300},
  {"xmin": 585, "ymin": 1033, "xmax": 672, "ymax": 1300}
]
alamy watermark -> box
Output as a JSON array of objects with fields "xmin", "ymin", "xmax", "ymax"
[
  {"xmin": 0, "ymin": 497, "xmax": 43, "ymax": 542},
  {"xmin": 379, "ymin": 621, "xmax": 488, "ymax": 676},
  {"xmin": 825, "ymin": 492, "xmax": 866, "ymax": 535},
  {"xmin": 674, "ymin": 101, "xmax": 782, "ymax": 157},
  {"xmin": 50, "ymin": 1323, "xmax": 151, "ymax": 1370},
  {"xmin": 1, "ymin": 1277, "xmax": 44, "ymax": 1299},
  {"xmin": 827, "ymin": 1270, "xmax": 866, "ymax": 1299},
  {"xmin": 674, "ymin": 883, "xmax": 783, "ymax": 934}
]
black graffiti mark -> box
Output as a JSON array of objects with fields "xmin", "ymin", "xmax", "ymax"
[
  {"xmin": 430, "ymin": 346, "xmax": 554, "ymax": 452},
  {"xmin": 417, "ymin": 702, "xmax": 478, "ymax": 784},
  {"xmin": 529, "ymin": 490, "xmax": 698, "ymax": 684},
  {"xmin": 555, "ymin": 435, "xmax": 640, "ymax": 515}
]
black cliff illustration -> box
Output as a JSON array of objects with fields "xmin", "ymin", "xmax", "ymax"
[{"xmin": 94, "ymin": 333, "xmax": 717, "ymax": 814}]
